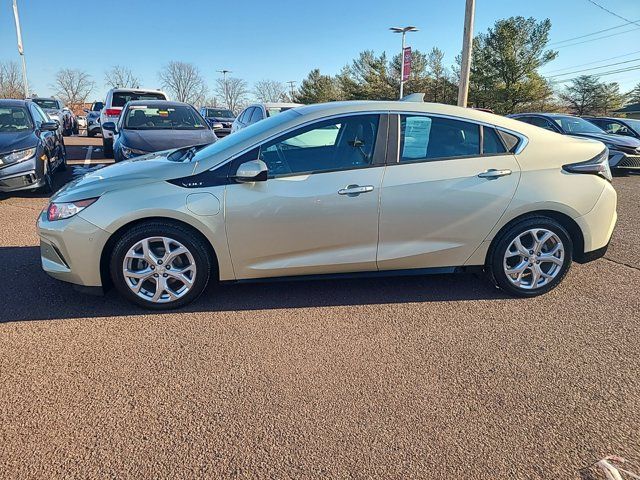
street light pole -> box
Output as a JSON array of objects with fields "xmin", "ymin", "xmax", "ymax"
[
  {"xmin": 390, "ymin": 26, "xmax": 418, "ymax": 100},
  {"xmin": 457, "ymin": 0, "xmax": 476, "ymax": 107},
  {"xmin": 217, "ymin": 69, "xmax": 231, "ymax": 108},
  {"xmin": 12, "ymin": 0, "xmax": 28, "ymax": 98}
]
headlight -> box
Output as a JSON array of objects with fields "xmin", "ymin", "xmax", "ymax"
[
  {"xmin": 0, "ymin": 147, "xmax": 37, "ymax": 166},
  {"xmin": 120, "ymin": 145, "xmax": 148, "ymax": 158},
  {"xmin": 211, "ymin": 122, "xmax": 224, "ymax": 129},
  {"xmin": 47, "ymin": 198, "xmax": 99, "ymax": 221}
]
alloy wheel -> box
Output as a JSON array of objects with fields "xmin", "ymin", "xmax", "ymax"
[
  {"xmin": 122, "ymin": 236, "xmax": 197, "ymax": 303},
  {"xmin": 503, "ymin": 228, "xmax": 565, "ymax": 290}
]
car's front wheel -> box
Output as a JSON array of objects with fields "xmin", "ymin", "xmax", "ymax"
[
  {"xmin": 103, "ymin": 137, "xmax": 113, "ymax": 157},
  {"xmin": 488, "ymin": 216, "xmax": 573, "ymax": 297},
  {"xmin": 110, "ymin": 222, "xmax": 213, "ymax": 309}
]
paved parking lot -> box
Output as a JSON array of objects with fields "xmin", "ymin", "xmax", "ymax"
[{"xmin": 0, "ymin": 137, "xmax": 639, "ymax": 478}]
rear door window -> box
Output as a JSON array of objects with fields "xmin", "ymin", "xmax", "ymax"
[
  {"xmin": 483, "ymin": 127, "xmax": 507, "ymax": 154},
  {"xmin": 249, "ymin": 108, "xmax": 263, "ymax": 124},
  {"xmin": 399, "ymin": 115, "xmax": 480, "ymax": 162}
]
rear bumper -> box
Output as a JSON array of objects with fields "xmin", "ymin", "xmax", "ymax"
[{"xmin": 574, "ymin": 181, "xmax": 617, "ymax": 257}]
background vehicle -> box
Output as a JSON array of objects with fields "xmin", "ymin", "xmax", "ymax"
[
  {"xmin": 102, "ymin": 100, "xmax": 217, "ymax": 162},
  {"xmin": 0, "ymin": 99, "xmax": 66, "ymax": 193},
  {"xmin": 77, "ymin": 115, "xmax": 87, "ymax": 133},
  {"xmin": 509, "ymin": 113, "xmax": 640, "ymax": 171},
  {"xmin": 31, "ymin": 97, "xmax": 71, "ymax": 136},
  {"xmin": 584, "ymin": 116, "xmax": 640, "ymax": 141},
  {"xmin": 231, "ymin": 102, "xmax": 301, "ymax": 133},
  {"xmin": 84, "ymin": 101, "xmax": 103, "ymax": 137},
  {"xmin": 39, "ymin": 101, "xmax": 616, "ymax": 309},
  {"xmin": 62, "ymin": 107, "xmax": 79, "ymax": 135},
  {"xmin": 100, "ymin": 89, "xmax": 167, "ymax": 157},
  {"xmin": 199, "ymin": 107, "xmax": 235, "ymax": 138}
]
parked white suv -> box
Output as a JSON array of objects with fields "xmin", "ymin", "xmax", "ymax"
[
  {"xmin": 100, "ymin": 88, "xmax": 168, "ymax": 157},
  {"xmin": 231, "ymin": 102, "xmax": 301, "ymax": 133}
]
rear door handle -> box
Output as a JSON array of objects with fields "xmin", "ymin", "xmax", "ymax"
[
  {"xmin": 478, "ymin": 169, "xmax": 512, "ymax": 180},
  {"xmin": 338, "ymin": 184, "xmax": 374, "ymax": 196}
]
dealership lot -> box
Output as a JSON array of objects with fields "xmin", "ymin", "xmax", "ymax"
[{"xmin": 0, "ymin": 137, "xmax": 638, "ymax": 478}]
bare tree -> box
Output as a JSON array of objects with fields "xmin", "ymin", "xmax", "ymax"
[
  {"xmin": 254, "ymin": 79, "xmax": 288, "ymax": 102},
  {"xmin": 52, "ymin": 68, "xmax": 95, "ymax": 107},
  {"xmin": 214, "ymin": 77, "xmax": 249, "ymax": 114},
  {"xmin": 158, "ymin": 61, "xmax": 208, "ymax": 106},
  {"xmin": 0, "ymin": 61, "xmax": 26, "ymax": 99},
  {"xmin": 104, "ymin": 65, "xmax": 140, "ymax": 89}
]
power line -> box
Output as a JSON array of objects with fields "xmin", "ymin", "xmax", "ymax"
[
  {"xmin": 553, "ymin": 26, "xmax": 640, "ymax": 49},
  {"xmin": 543, "ymin": 50, "xmax": 640, "ymax": 74},
  {"xmin": 551, "ymin": 64, "xmax": 640, "ymax": 84},
  {"xmin": 585, "ymin": 0, "xmax": 640, "ymax": 28},
  {"xmin": 549, "ymin": 19, "xmax": 640, "ymax": 46},
  {"xmin": 548, "ymin": 57, "xmax": 640, "ymax": 78}
]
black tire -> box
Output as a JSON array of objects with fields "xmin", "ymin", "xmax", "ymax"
[
  {"xmin": 487, "ymin": 216, "xmax": 573, "ymax": 297},
  {"xmin": 103, "ymin": 137, "xmax": 113, "ymax": 157},
  {"xmin": 87, "ymin": 128, "xmax": 95, "ymax": 138},
  {"xmin": 110, "ymin": 221, "xmax": 213, "ymax": 310},
  {"xmin": 39, "ymin": 159, "xmax": 54, "ymax": 194},
  {"xmin": 58, "ymin": 142, "xmax": 67, "ymax": 171}
]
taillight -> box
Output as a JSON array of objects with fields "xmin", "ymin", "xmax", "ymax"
[
  {"xmin": 562, "ymin": 148, "xmax": 612, "ymax": 182},
  {"xmin": 105, "ymin": 108, "xmax": 121, "ymax": 117}
]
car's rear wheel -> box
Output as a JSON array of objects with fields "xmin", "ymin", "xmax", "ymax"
[
  {"xmin": 110, "ymin": 222, "xmax": 212, "ymax": 309},
  {"xmin": 103, "ymin": 137, "xmax": 113, "ymax": 157},
  {"xmin": 488, "ymin": 216, "xmax": 573, "ymax": 297}
]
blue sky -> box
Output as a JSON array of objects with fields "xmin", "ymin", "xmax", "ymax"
[{"xmin": 2, "ymin": 0, "xmax": 639, "ymax": 101}]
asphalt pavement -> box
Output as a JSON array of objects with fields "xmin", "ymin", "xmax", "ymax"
[{"xmin": 0, "ymin": 136, "xmax": 638, "ymax": 479}]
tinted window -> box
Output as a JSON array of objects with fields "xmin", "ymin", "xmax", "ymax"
[
  {"xmin": 124, "ymin": 105, "xmax": 207, "ymax": 130},
  {"xmin": 551, "ymin": 116, "xmax": 604, "ymax": 134},
  {"xmin": 400, "ymin": 115, "xmax": 480, "ymax": 162},
  {"xmin": 483, "ymin": 127, "xmax": 506, "ymax": 154},
  {"xmin": 206, "ymin": 109, "xmax": 234, "ymax": 118},
  {"xmin": 497, "ymin": 130, "xmax": 520, "ymax": 153},
  {"xmin": 29, "ymin": 104, "xmax": 47, "ymax": 126},
  {"xmin": 91, "ymin": 102, "xmax": 104, "ymax": 111},
  {"xmin": 259, "ymin": 114, "xmax": 379, "ymax": 177},
  {"xmin": 0, "ymin": 107, "xmax": 33, "ymax": 132},
  {"xmin": 112, "ymin": 91, "xmax": 166, "ymax": 107},
  {"xmin": 599, "ymin": 120, "xmax": 631, "ymax": 135},
  {"xmin": 249, "ymin": 108, "xmax": 263, "ymax": 124},
  {"xmin": 240, "ymin": 107, "xmax": 254, "ymax": 124},
  {"xmin": 527, "ymin": 117, "xmax": 556, "ymax": 131},
  {"xmin": 33, "ymin": 99, "xmax": 60, "ymax": 110}
]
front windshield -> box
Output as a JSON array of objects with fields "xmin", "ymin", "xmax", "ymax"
[
  {"xmin": 123, "ymin": 105, "xmax": 207, "ymax": 130},
  {"xmin": 0, "ymin": 107, "xmax": 33, "ymax": 132},
  {"xmin": 266, "ymin": 107, "xmax": 293, "ymax": 117},
  {"xmin": 552, "ymin": 116, "xmax": 605, "ymax": 134},
  {"xmin": 206, "ymin": 109, "xmax": 234, "ymax": 118},
  {"xmin": 624, "ymin": 119, "xmax": 640, "ymax": 132},
  {"xmin": 192, "ymin": 109, "xmax": 300, "ymax": 163},
  {"xmin": 33, "ymin": 99, "xmax": 59, "ymax": 110}
]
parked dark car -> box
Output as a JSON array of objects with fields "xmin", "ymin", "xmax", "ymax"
[
  {"xmin": 508, "ymin": 113, "xmax": 640, "ymax": 171},
  {"xmin": 31, "ymin": 97, "xmax": 75, "ymax": 136},
  {"xmin": 0, "ymin": 99, "xmax": 66, "ymax": 193},
  {"xmin": 199, "ymin": 107, "xmax": 235, "ymax": 138},
  {"xmin": 102, "ymin": 100, "xmax": 217, "ymax": 162},
  {"xmin": 583, "ymin": 116, "xmax": 640, "ymax": 141},
  {"xmin": 84, "ymin": 101, "xmax": 104, "ymax": 137}
]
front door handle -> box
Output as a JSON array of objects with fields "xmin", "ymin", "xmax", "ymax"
[
  {"xmin": 478, "ymin": 169, "xmax": 512, "ymax": 180},
  {"xmin": 338, "ymin": 184, "xmax": 374, "ymax": 196}
]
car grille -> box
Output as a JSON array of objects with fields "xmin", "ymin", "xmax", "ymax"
[{"xmin": 618, "ymin": 155, "xmax": 640, "ymax": 168}]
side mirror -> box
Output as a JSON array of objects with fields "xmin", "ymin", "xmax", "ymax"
[
  {"xmin": 40, "ymin": 121, "xmax": 59, "ymax": 131},
  {"xmin": 102, "ymin": 121, "xmax": 117, "ymax": 132},
  {"xmin": 235, "ymin": 159, "xmax": 268, "ymax": 182}
]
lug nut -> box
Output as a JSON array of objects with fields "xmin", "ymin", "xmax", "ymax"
[
  {"xmin": 524, "ymin": 257, "xmax": 528, "ymax": 261},
  {"xmin": 529, "ymin": 250, "xmax": 534, "ymax": 255},
  {"xmin": 157, "ymin": 260, "xmax": 163, "ymax": 265},
  {"xmin": 528, "ymin": 263, "xmax": 533, "ymax": 267},
  {"xmin": 154, "ymin": 273, "xmax": 159, "ymax": 278},
  {"xmin": 163, "ymin": 273, "xmax": 168, "ymax": 278},
  {"xmin": 151, "ymin": 266, "xmax": 155, "ymax": 270}
]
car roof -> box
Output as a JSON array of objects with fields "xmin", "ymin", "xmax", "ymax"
[
  {"xmin": 108, "ymin": 88, "xmax": 165, "ymax": 94},
  {"xmin": 125, "ymin": 100, "xmax": 191, "ymax": 107},
  {"xmin": 0, "ymin": 99, "xmax": 29, "ymax": 107},
  {"xmin": 259, "ymin": 102, "xmax": 303, "ymax": 108}
]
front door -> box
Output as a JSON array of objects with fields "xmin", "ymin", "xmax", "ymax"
[
  {"xmin": 225, "ymin": 114, "xmax": 386, "ymax": 279},
  {"xmin": 378, "ymin": 114, "xmax": 521, "ymax": 270}
]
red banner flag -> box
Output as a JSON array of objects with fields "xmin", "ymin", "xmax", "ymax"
[{"xmin": 402, "ymin": 47, "xmax": 412, "ymax": 82}]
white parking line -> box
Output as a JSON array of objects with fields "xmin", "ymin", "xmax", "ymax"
[{"xmin": 84, "ymin": 146, "xmax": 93, "ymax": 166}]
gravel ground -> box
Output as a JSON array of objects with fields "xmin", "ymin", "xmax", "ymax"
[{"xmin": 0, "ymin": 142, "xmax": 638, "ymax": 479}]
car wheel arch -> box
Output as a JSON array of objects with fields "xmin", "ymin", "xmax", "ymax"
[
  {"xmin": 99, "ymin": 216, "xmax": 220, "ymax": 291},
  {"xmin": 485, "ymin": 209, "xmax": 585, "ymax": 265}
]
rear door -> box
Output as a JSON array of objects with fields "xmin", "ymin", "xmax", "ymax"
[{"xmin": 377, "ymin": 114, "xmax": 521, "ymax": 270}]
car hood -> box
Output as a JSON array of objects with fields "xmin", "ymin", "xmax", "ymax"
[
  {"xmin": 51, "ymin": 151, "xmax": 201, "ymax": 202},
  {"xmin": 119, "ymin": 129, "xmax": 217, "ymax": 152},
  {"xmin": 569, "ymin": 131, "xmax": 640, "ymax": 148},
  {"xmin": 0, "ymin": 131, "xmax": 37, "ymax": 155}
]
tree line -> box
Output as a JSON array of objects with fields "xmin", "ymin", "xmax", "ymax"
[{"xmin": 0, "ymin": 16, "xmax": 637, "ymax": 116}]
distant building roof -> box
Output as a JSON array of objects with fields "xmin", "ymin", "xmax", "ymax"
[{"xmin": 614, "ymin": 103, "xmax": 640, "ymax": 114}]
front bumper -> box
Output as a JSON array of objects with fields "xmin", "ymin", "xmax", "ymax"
[
  {"xmin": 38, "ymin": 210, "xmax": 110, "ymax": 287},
  {"xmin": 0, "ymin": 157, "xmax": 43, "ymax": 192},
  {"xmin": 609, "ymin": 150, "xmax": 640, "ymax": 169}
]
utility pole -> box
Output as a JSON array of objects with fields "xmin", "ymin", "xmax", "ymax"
[
  {"xmin": 390, "ymin": 26, "xmax": 418, "ymax": 99},
  {"xmin": 457, "ymin": 0, "xmax": 475, "ymax": 107},
  {"xmin": 217, "ymin": 69, "xmax": 231, "ymax": 108},
  {"xmin": 286, "ymin": 80, "xmax": 296, "ymax": 100},
  {"xmin": 12, "ymin": 0, "xmax": 28, "ymax": 98}
]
